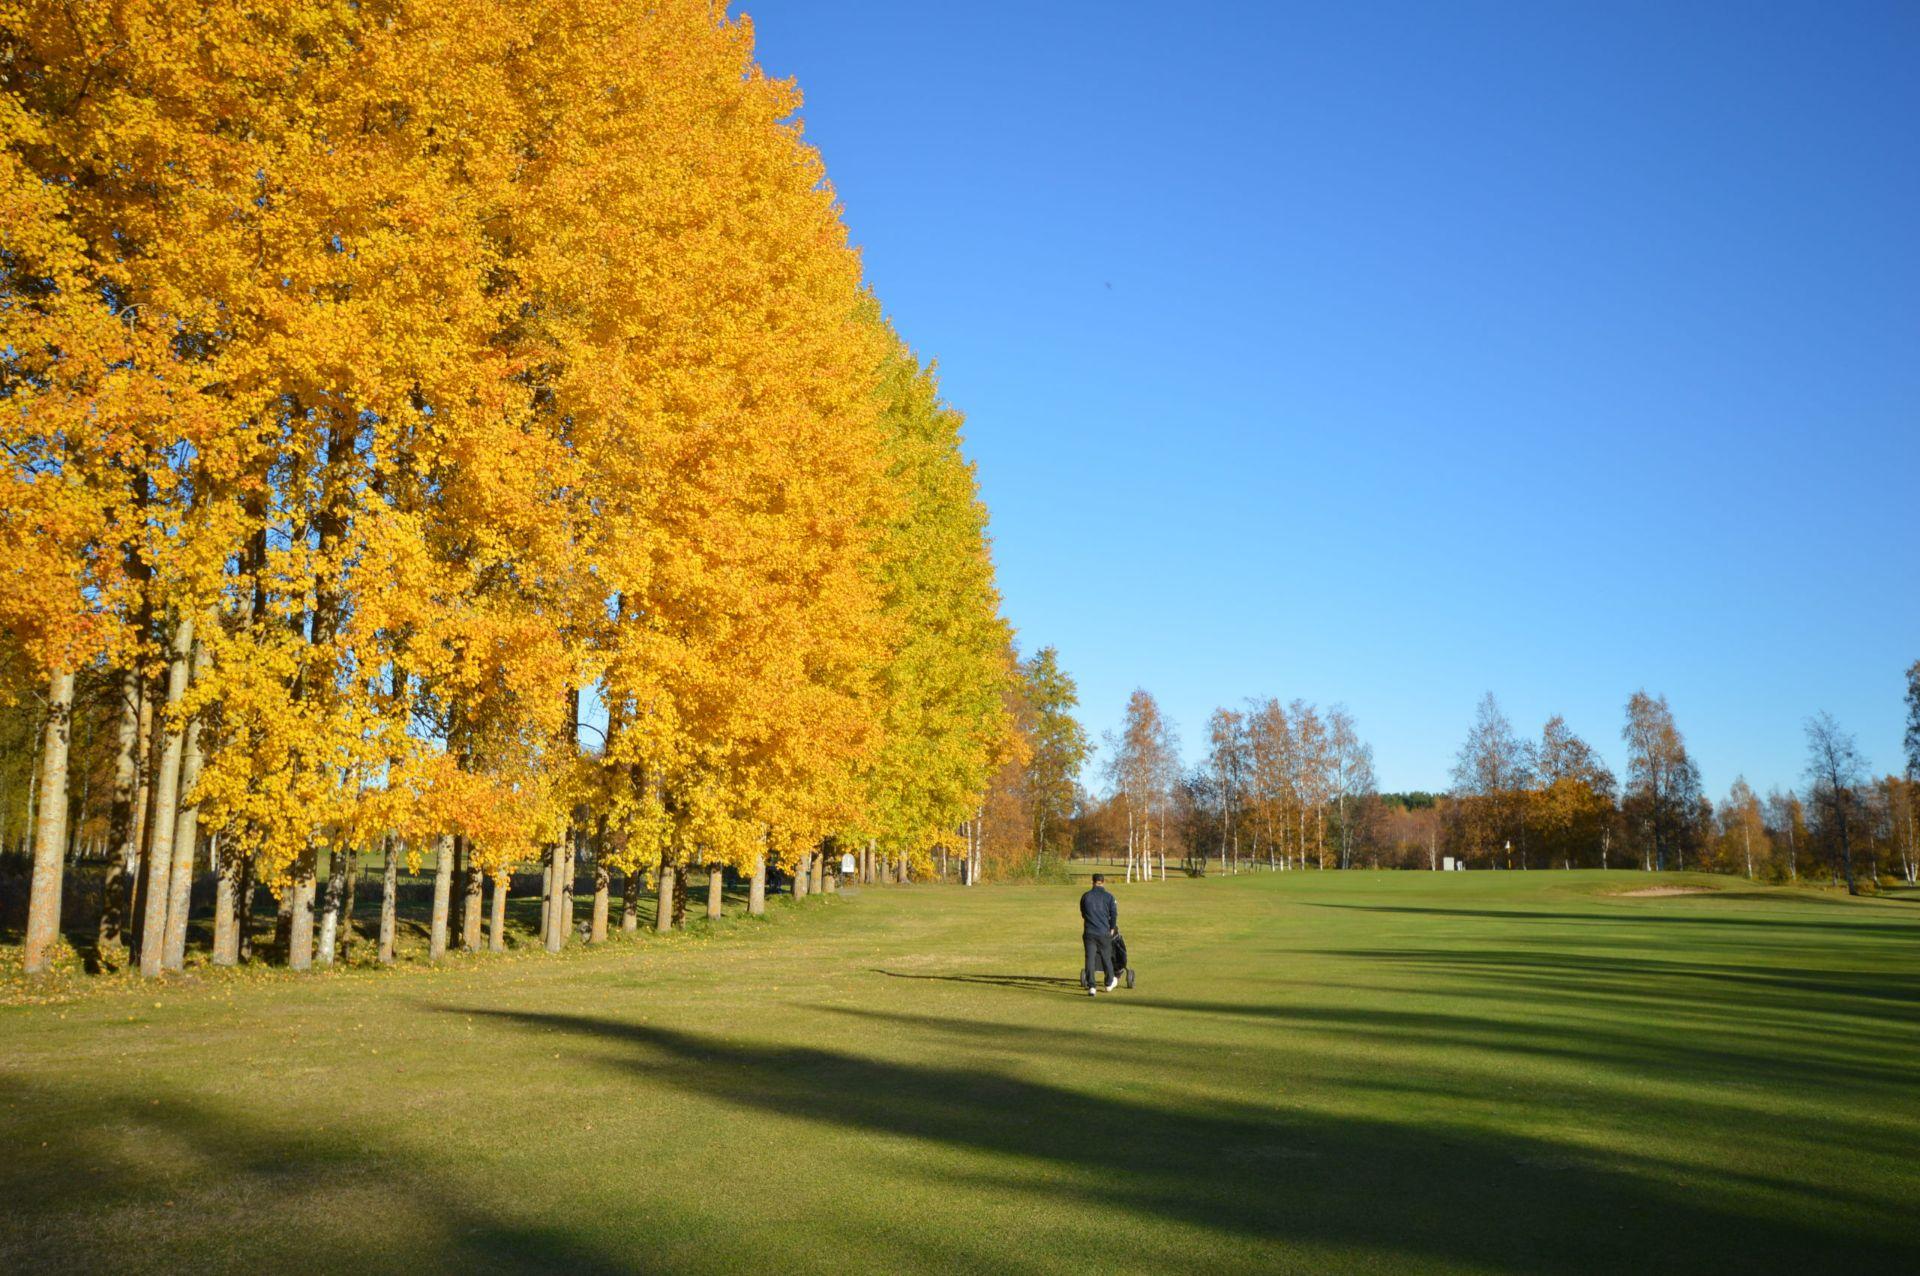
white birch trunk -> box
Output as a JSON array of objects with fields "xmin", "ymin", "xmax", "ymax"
[
  {"xmin": 160, "ymin": 631, "xmax": 211, "ymax": 970},
  {"xmin": 22, "ymin": 668, "xmax": 75, "ymax": 975},
  {"xmin": 138, "ymin": 616, "xmax": 195, "ymax": 978}
]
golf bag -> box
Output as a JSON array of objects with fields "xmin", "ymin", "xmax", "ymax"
[{"xmin": 1080, "ymin": 931, "xmax": 1136, "ymax": 989}]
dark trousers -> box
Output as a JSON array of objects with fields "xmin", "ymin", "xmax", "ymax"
[{"xmin": 1084, "ymin": 931, "xmax": 1116, "ymax": 985}]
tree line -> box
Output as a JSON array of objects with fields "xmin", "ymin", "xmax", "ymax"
[
  {"xmin": 0, "ymin": 1, "xmax": 1083, "ymax": 978},
  {"xmin": 1077, "ymin": 690, "xmax": 1378, "ymax": 878},
  {"xmin": 1073, "ymin": 671, "xmax": 1920, "ymax": 895}
]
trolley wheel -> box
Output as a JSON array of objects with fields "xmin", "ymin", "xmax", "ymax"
[{"xmin": 1125, "ymin": 969, "xmax": 1135, "ymax": 989}]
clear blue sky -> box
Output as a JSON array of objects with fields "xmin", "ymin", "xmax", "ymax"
[{"xmin": 748, "ymin": 0, "xmax": 1919, "ymax": 797}]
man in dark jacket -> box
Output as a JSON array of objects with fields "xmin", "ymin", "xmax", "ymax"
[{"xmin": 1080, "ymin": 874, "xmax": 1120, "ymax": 996}]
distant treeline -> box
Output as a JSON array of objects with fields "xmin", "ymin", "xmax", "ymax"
[{"xmin": 1071, "ymin": 673, "xmax": 1920, "ymax": 894}]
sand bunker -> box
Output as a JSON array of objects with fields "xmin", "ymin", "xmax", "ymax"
[{"xmin": 1616, "ymin": 886, "xmax": 1716, "ymax": 897}]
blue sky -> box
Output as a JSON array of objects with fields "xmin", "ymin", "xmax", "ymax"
[{"xmin": 747, "ymin": 0, "xmax": 1919, "ymax": 796}]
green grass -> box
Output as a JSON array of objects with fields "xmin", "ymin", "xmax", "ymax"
[{"xmin": 2, "ymin": 869, "xmax": 1917, "ymax": 1274}]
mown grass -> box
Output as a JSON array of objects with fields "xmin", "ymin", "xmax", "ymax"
[{"xmin": 2, "ymin": 869, "xmax": 1917, "ymax": 1274}]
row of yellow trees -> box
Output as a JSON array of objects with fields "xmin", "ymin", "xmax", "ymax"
[{"xmin": 2, "ymin": 1, "xmax": 1016, "ymax": 976}]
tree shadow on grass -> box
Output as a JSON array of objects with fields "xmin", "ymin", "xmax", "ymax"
[
  {"xmin": 814, "ymin": 1005, "xmax": 1195, "ymax": 1069},
  {"xmin": 0, "ymin": 1080, "xmax": 637, "ymax": 1275},
  {"xmin": 463, "ymin": 1006, "xmax": 1917, "ymax": 1276},
  {"xmin": 1321, "ymin": 946, "xmax": 1920, "ymax": 1019},
  {"xmin": 1127, "ymin": 992, "xmax": 1919, "ymax": 1140},
  {"xmin": 1306, "ymin": 901, "xmax": 1920, "ymax": 938},
  {"xmin": 870, "ymin": 969, "xmax": 1083, "ymax": 994},
  {"xmin": 1121, "ymin": 944, "xmax": 1920, "ymax": 1097}
]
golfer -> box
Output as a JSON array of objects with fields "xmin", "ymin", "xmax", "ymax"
[{"xmin": 1080, "ymin": 873, "xmax": 1120, "ymax": 996}]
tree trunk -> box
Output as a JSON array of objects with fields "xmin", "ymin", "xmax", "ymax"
[
  {"xmin": 540, "ymin": 843, "xmax": 555, "ymax": 949},
  {"xmin": 288, "ymin": 867, "xmax": 316, "ymax": 971},
  {"xmin": 655, "ymin": 858, "xmax": 676, "ymax": 932},
  {"xmin": 138, "ymin": 616, "xmax": 195, "ymax": 978},
  {"xmin": 749, "ymin": 854, "xmax": 766, "ymax": 915},
  {"xmin": 97, "ymin": 667, "xmax": 142, "ymax": 957},
  {"xmin": 1896, "ymin": 802, "xmax": 1912, "ymax": 882},
  {"xmin": 236, "ymin": 851, "xmax": 256, "ymax": 963},
  {"xmin": 824, "ymin": 856, "xmax": 838, "ymax": 894},
  {"xmin": 461, "ymin": 837, "xmax": 485, "ymax": 951},
  {"xmin": 1839, "ymin": 813, "xmax": 1857, "ymax": 896},
  {"xmin": 22, "ymin": 668, "xmax": 76, "ymax": 976},
  {"xmin": 793, "ymin": 851, "xmax": 810, "ymax": 899},
  {"xmin": 127, "ymin": 682, "xmax": 158, "ymax": 961},
  {"xmin": 562, "ymin": 824, "xmax": 581, "ymax": 938},
  {"xmin": 316, "ymin": 847, "xmax": 345, "ymax": 966},
  {"xmin": 339, "ymin": 847, "xmax": 359, "ymax": 962},
  {"xmin": 810, "ymin": 850, "xmax": 825, "ymax": 895},
  {"xmin": 489, "ymin": 874, "xmax": 507, "ymax": 952},
  {"xmin": 621, "ymin": 869, "xmax": 639, "ymax": 932},
  {"xmin": 378, "ymin": 835, "xmax": 398, "ymax": 965},
  {"xmin": 542, "ymin": 842, "xmax": 565, "ymax": 952},
  {"xmin": 429, "ymin": 833, "xmax": 453, "ymax": 961},
  {"xmin": 591, "ymin": 862, "xmax": 610, "ymax": 942},
  {"xmin": 707, "ymin": 863, "xmax": 724, "ymax": 918},
  {"xmin": 273, "ymin": 884, "xmax": 292, "ymax": 956},
  {"xmin": 452, "ymin": 834, "xmax": 470, "ymax": 948},
  {"xmin": 213, "ymin": 837, "xmax": 240, "ymax": 966},
  {"xmin": 160, "ymin": 632, "xmax": 212, "ymax": 971}
]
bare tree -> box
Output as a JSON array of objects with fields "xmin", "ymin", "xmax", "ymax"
[
  {"xmin": 1245, "ymin": 698, "xmax": 1292, "ymax": 869},
  {"xmin": 1889, "ymin": 777, "xmax": 1918, "ymax": 885},
  {"xmin": 1293, "ymin": 701, "xmax": 1331, "ymax": 869},
  {"xmin": 1621, "ymin": 690, "xmax": 1701, "ymax": 872},
  {"xmin": 1451, "ymin": 693, "xmax": 1530, "ymax": 865},
  {"xmin": 1106, "ymin": 689, "xmax": 1176, "ymax": 882},
  {"xmin": 1905, "ymin": 660, "xmax": 1920, "ymax": 782},
  {"xmin": 1206, "ymin": 708, "xmax": 1248, "ymax": 873},
  {"xmin": 1719, "ymin": 777, "xmax": 1767, "ymax": 880},
  {"xmin": 1328, "ymin": 706, "xmax": 1376, "ymax": 869},
  {"xmin": 1804, "ymin": 711, "xmax": 1867, "ymax": 895},
  {"xmin": 1764, "ymin": 787, "xmax": 1804, "ymax": 882}
]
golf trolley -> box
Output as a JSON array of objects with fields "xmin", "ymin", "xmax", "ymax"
[{"xmin": 1082, "ymin": 932, "xmax": 1135, "ymax": 990}]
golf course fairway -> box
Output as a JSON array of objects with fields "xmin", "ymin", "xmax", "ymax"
[{"xmin": 3, "ymin": 869, "xmax": 1917, "ymax": 1275}]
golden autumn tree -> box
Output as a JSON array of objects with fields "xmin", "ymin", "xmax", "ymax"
[
  {"xmin": 1, "ymin": 1, "xmax": 282, "ymax": 975},
  {"xmin": 130, "ymin": 0, "xmax": 579, "ymax": 970},
  {"xmin": 498, "ymin": 0, "xmax": 897, "ymax": 928},
  {"xmin": 4, "ymin": 0, "xmax": 1019, "ymax": 976},
  {"xmin": 842, "ymin": 325, "xmax": 1016, "ymax": 880}
]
